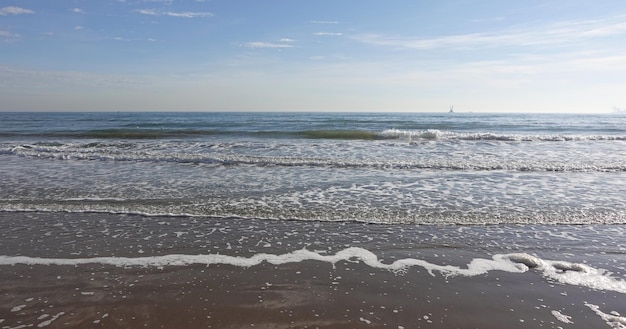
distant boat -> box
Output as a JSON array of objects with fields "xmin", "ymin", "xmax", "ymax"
[{"xmin": 449, "ymin": 105, "xmax": 454, "ymax": 113}]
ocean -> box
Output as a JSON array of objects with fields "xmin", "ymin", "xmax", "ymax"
[{"xmin": 0, "ymin": 111, "xmax": 625, "ymax": 328}]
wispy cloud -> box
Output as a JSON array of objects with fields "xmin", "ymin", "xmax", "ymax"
[
  {"xmin": 166, "ymin": 11, "xmax": 213, "ymax": 18},
  {"xmin": 580, "ymin": 21, "xmax": 626, "ymax": 37},
  {"xmin": 312, "ymin": 20, "xmax": 339, "ymax": 24},
  {"xmin": 0, "ymin": 30, "xmax": 18, "ymax": 38},
  {"xmin": 469, "ymin": 16, "xmax": 505, "ymax": 24},
  {"xmin": 136, "ymin": 9, "xmax": 159, "ymax": 16},
  {"xmin": 313, "ymin": 32, "xmax": 343, "ymax": 36},
  {"xmin": 135, "ymin": 9, "xmax": 213, "ymax": 18},
  {"xmin": 242, "ymin": 42, "xmax": 294, "ymax": 49},
  {"xmin": 108, "ymin": 36, "xmax": 156, "ymax": 43},
  {"xmin": 354, "ymin": 16, "xmax": 626, "ymax": 50},
  {"xmin": 72, "ymin": 8, "xmax": 85, "ymax": 14},
  {"xmin": 0, "ymin": 6, "xmax": 34, "ymax": 16}
]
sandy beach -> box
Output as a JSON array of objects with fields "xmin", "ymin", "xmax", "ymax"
[
  {"xmin": 4, "ymin": 256, "xmax": 624, "ymax": 328},
  {"xmin": 1, "ymin": 212, "xmax": 625, "ymax": 328}
]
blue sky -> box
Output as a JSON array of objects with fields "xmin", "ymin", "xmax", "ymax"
[{"xmin": 1, "ymin": 0, "xmax": 625, "ymax": 112}]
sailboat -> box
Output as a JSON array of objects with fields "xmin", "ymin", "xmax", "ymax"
[{"xmin": 449, "ymin": 105, "xmax": 454, "ymax": 113}]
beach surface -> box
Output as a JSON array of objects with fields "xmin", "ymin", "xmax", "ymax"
[{"xmin": 1, "ymin": 212, "xmax": 625, "ymax": 329}]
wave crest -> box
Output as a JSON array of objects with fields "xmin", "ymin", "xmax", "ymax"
[{"xmin": 379, "ymin": 129, "xmax": 626, "ymax": 142}]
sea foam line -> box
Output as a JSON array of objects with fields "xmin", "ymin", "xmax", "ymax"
[{"xmin": 1, "ymin": 247, "xmax": 625, "ymax": 294}]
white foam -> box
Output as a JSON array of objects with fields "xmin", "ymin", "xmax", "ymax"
[
  {"xmin": 10, "ymin": 305, "xmax": 26, "ymax": 312},
  {"xmin": 551, "ymin": 310, "xmax": 574, "ymax": 324},
  {"xmin": 36, "ymin": 312, "xmax": 64, "ymax": 328},
  {"xmin": 585, "ymin": 303, "xmax": 626, "ymax": 329},
  {"xmin": 505, "ymin": 253, "xmax": 626, "ymax": 293},
  {"xmin": 1, "ymin": 248, "xmax": 625, "ymax": 293},
  {"xmin": 379, "ymin": 129, "xmax": 626, "ymax": 142}
]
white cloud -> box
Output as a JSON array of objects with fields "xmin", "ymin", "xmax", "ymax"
[
  {"xmin": 312, "ymin": 20, "xmax": 339, "ymax": 24},
  {"xmin": 581, "ymin": 21, "xmax": 626, "ymax": 37},
  {"xmin": 243, "ymin": 42, "xmax": 294, "ymax": 49},
  {"xmin": 166, "ymin": 11, "xmax": 213, "ymax": 18},
  {"xmin": 135, "ymin": 9, "xmax": 213, "ymax": 18},
  {"xmin": 354, "ymin": 16, "xmax": 626, "ymax": 50},
  {"xmin": 74, "ymin": 26, "xmax": 84, "ymax": 30},
  {"xmin": 0, "ymin": 6, "xmax": 34, "ymax": 16},
  {"xmin": 136, "ymin": 9, "xmax": 159, "ymax": 16},
  {"xmin": 242, "ymin": 38, "xmax": 296, "ymax": 49},
  {"xmin": 0, "ymin": 30, "xmax": 17, "ymax": 37},
  {"xmin": 313, "ymin": 32, "xmax": 343, "ymax": 36},
  {"xmin": 72, "ymin": 8, "xmax": 85, "ymax": 14}
]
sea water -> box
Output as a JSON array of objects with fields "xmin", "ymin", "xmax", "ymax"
[
  {"xmin": 0, "ymin": 111, "xmax": 625, "ymax": 224},
  {"xmin": 1, "ymin": 112, "xmax": 625, "ymax": 327}
]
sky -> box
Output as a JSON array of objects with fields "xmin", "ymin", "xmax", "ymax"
[{"xmin": 1, "ymin": 0, "xmax": 625, "ymax": 112}]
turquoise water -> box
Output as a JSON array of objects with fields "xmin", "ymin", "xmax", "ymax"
[{"xmin": 1, "ymin": 111, "xmax": 625, "ymax": 224}]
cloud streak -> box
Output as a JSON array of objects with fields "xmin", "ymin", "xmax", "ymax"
[
  {"xmin": 135, "ymin": 9, "xmax": 213, "ymax": 18},
  {"xmin": 313, "ymin": 32, "xmax": 343, "ymax": 36},
  {"xmin": 0, "ymin": 30, "xmax": 18, "ymax": 38},
  {"xmin": 312, "ymin": 20, "xmax": 339, "ymax": 24},
  {"xmin": 136, "ymin": 9, "xmax": 158, "ymax": 16},
  {"xmin": 242, "ymin": 42, "xmax": 294, "ymax": 49},
  {"xmin": 166, "ymin": 11, "xmax": 213, "ymax": 18},
  {"xmin": 0, "ymin": 6, "xmax": 34, "ymax": 16},
  {"xmin": 354, "ymin": 16, "xmax": 626, "ymax": 50}
]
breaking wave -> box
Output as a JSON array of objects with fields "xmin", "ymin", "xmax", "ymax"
[
  {"xmin": 379, "ymin": 129, "xmax": 626, "ymax": 142},
  {"xmin": 3, "ymin": 142, "xmax": 625, "ymax": 172}
]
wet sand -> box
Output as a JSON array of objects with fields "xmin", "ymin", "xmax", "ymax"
[
  {"xmin": 3, "ymin": 259, "xmax": 623, "ymax": 328},
  {"xmin": 1, "ymin": 212, "xmax": 625, "ymax": 328}
]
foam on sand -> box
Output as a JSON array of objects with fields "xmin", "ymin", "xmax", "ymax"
[
  {"xmin": 1, "ymin": 247, "xmax": 625, "ymax": 294},
  {"xmin": 585, "ymin": 303, "xmax": 626, "ymax": 329},
  {"xmin": 551, "ymin": 310, "xmax": 574, "ymax": 324}
]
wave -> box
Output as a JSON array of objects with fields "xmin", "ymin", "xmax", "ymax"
[
  {"xmin": 77, "ymin": 129, "xmax": 221, "ymax": 139},
  {"xmin": 3, "ymin": 143, "xmax": 625, "ymax": 172},
  {"xmin": 4, "ymin": 126, "xmax": 625, "ymax": 142},
  {"xmin": 379, "ymin": 129, "xmax": 626, "ymax": 142},
  {"xmin": 1, "ymin": 247, "xmax": 624, "ymax": 293},
  {"xmin": 298, "ymin": 130, "xmax": 380, "ymax": 140},
  {"xmin": 1, "ymin": 128, "xmax": 381, "ymax": 141},
  {"xmin": 0, "ymin": 123, "xmax": 626, "ymax": 142},
  {"xmin": 3, "ymin": 199, "xmax": 625, "ymax": 225}
]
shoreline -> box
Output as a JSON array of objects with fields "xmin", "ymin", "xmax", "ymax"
[
  {"xmin": 1, "ymin": 211, "xmax": 625, "ymax": 328},
  {"xmin": 2, "ymin": 255, "xmax": 624, "ymax": 328}
]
